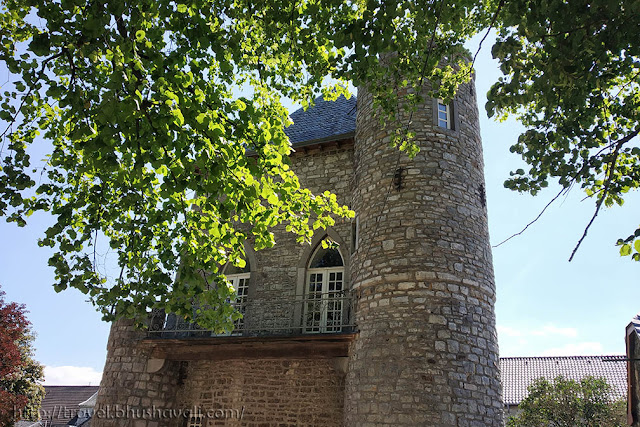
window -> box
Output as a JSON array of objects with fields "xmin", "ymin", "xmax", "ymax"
[
  {"xmin": 186, "ymin": 413, "xmax": 203, "ymax": 427},
  {"xmin": 224, "ymin": 261, "xmax": 250, "ymax": 333},
  {"xmin": 304, "ymin": 241, "xmax": 345, "ymax": 333},
  {"xmin": 437, "ymin": 99, "xmax": 451, "ymax": 129},
  {"xmin": 351, "ymin": 216, "xmax": 359, "ymax": 252}
]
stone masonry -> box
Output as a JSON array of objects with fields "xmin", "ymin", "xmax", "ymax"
[
  {"xmin": 93, "ymin": 319, "xmax": 183, "ymax": 427},
  {"xmin": 92, "ymin": 144, "xmax": 355, "ymax": 427},
  {"xmin": 345, "ymin": 79, "xmax": 503, "ymax": 426}
]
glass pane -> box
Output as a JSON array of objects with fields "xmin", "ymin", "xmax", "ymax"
[
  {"xmin": 328, "ymin": 272, "xmax": 343, "ymax": 293},
  {"xmin": 439, "ymin": 119, "xmax": 448, "ymax": 128},
  {"xmin": 439, "ymin": 111, "xmax": 448, "ymax": 120},
  {"xmin": 305, "ymin": 301, "xmax": 322, "ymax": 332},
  {"xmin": 438, "ymin": 103, "xmax": 447, "ymax": 111},
  {"xmin": 227, "ymin": 274, "xmax": 249, "ymax": 332},
  {"xmin": 326, "ymin": 299, "xmax": 343, "ymax": 332},
  {"xmin": 309, "ymin": 245, "xmax": 343, "ymax": 268},
  {"xmin": 308, "ymin": 273, "xmax": 323, "ymax": 294}
]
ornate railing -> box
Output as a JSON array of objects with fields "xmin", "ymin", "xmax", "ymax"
[{"xmin": 147, "ymin": 294, "xmax": 355, "ymax": 338}]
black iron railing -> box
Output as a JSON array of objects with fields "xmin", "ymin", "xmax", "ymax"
[{"xmin": 147, "ymin": 294, "xmax": 355, "ymax": 338}]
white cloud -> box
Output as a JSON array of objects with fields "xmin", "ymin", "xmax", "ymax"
[
  {"xmin": 498, "ymin": 323, "xmax": 578, "ymax": 339},
  {"xmin": 540, "ymin": 342, "xmax": 604, "ymax": 356},
  {"xmin": 531, "ymin": 324, "xmax": 578, "ymax": 338},
  {"xmin": 44, "ymin": 366, "xmax": 103, "ymax": 386},
  {"xmin": 497, "ymin": 325, "xmax": 523, "ymax": 337}
]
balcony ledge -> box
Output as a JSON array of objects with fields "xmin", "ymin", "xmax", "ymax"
[{"xmin": 140, "ymin": 332, "xmax": 358, "ymax": 361}]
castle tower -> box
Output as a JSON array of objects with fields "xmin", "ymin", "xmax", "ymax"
[{"xmin": 345, "ymin": 78, "xmax": 503, "ymax": 425}]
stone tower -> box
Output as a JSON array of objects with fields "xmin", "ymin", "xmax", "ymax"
[
  {"xmin": 92, "ymin": 74, "xmax": 502, "ymax": 426},
  {"xmin": 345, "ymin": 79, "xmax": 503, "ymax": 425}
]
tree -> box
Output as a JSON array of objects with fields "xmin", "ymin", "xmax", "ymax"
[
  {"xmin": 0, "ymin": 287, "xmax": 45, "ymax": 426},
  {"xmin": 0, "ymin": 0, "xmax": 637, "ymax": 330},
  {"xmin": 507, "ymin": 375, "xmax": 626, "ymax": 427},
  {"xmin": 0, "ymin": 0, "xmax": 493, "ymax": 328},
  {"xmin": 488, "ymin": 0, "xmax": 640, "ymax": 261}
]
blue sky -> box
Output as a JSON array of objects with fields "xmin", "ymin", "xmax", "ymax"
[{"xmin": 0, "ymin": 34, "xmax": 638, "ymax": 385}]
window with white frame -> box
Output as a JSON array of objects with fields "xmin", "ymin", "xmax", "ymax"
[
  {"xmin": 304, "ymin": 241, "xmax": 345, "ymax": 333},
  {"xmin": 186, "ymin": 413, "xmax": 203, "ymax": 427},
  {"xmin": 224, "ymin": 261, "xmax": 250, "ymax": 333},
  {"xmin": 437, "ymin": 99, "xmax": 452, "ymax": 129}
]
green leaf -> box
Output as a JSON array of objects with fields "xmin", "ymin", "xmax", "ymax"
[{"xmin": 620, "ymin": 244, "xmax": 632, "ymax": 256}]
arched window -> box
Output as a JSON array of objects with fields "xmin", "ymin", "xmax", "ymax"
[
  {"xmin": 304, "ymin": 240, "xmax": 345, "ymax": 333},
  {"xmin": 224, "ymin": 260, "xmax": 250, "ymax": 332}
]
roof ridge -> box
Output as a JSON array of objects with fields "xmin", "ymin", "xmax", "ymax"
[{"xmin": 500, "ymin": 355, "xmax": 625, "ymax": 360}]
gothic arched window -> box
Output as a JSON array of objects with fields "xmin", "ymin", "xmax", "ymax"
[{"xmin": 305, "ymin": 240, "xmax": 345, "ymax": 333}]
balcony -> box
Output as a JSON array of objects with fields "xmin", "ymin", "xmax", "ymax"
[
  {"xmin": 147, "ymin": 294, "xmax": 356, "ymax": 338},
  {"xmin": 142, "ymin": 294, "xmax": 356, "ymax": 360}
]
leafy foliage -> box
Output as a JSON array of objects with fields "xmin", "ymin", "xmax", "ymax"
[
  {"xmin": 0, "ymin": 0, "xmax": 495, "ymax": 328},
  {"xmin": 0, "ymin": 288, "xmax": 45, "ymax": 425},
  {"xmin": 488, "ymin": 0, "xmax": 640, "ymax": 261},
  {"xmin": 507, "ymin": 376, "xmax": 626, "ymax": 427},
  {"xmin": 1, "ymin": 0, "xmax": 638, "ymax": 331}
]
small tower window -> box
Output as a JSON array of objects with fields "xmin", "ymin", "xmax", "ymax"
[
  {"xmin": 351, "ymin": 216, "xmax": 359, "ymax": 252},
  {"xmin": 437, "ymin": 99, "xmax": 451, "ymax": 129}
]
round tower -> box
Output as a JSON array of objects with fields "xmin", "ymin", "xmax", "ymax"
[{"xmin": 345, "ymin": 77, "xmax": 503, "ymax": 425}]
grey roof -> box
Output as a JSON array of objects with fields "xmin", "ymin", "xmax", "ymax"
[
  {"xmin": 39, "ymin": 386, "xmax": 99, "ymax": 423},
  {"xmin": 78, "ymin": 391, "xmax": 98, "ymax": 408},
  {"xmin": 284, "ymin": 95, "xmax": 356, "ymax": 146},
  {"xmin": 500, "ymin": 355, "xmax": 627, "ymax": 405}
]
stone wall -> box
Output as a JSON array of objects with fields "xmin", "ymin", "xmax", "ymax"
[
  {"xmin": 345, "ymin": 80, "xmax": 503, "ymax": 426},
  {"xmin": 93, "ymin": 145, "xmax": 357, "ymax": 427},
  {"xmin": 242, "ymin": 142, "xmax": 355, "ymax": 334},
  {"xmin": 92, "ymin": 319, "xmax": 183, "ymax": 427},
  {"xmin": 628, "ymin": 327, "xmax": 640, "ymax": 426},
  {"xmin": 175, "ymin": 358, "xmax": 347, "ymax": 426}
]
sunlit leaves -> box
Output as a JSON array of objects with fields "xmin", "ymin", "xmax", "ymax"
[
  {"xmin": 0, "ymin": 0, "xmax": 501, "ymax": 330},
  {"xmin": 617, "ymin": 227, "xmax": 640, "ymax": 261},
  {"xmin": 488, "ymin": 0, "xmax": 640, "ymax": 260}
]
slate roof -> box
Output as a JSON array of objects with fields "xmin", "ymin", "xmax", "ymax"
[
  {"xmin": 500, "ymin": 355, "xmax": 627, "ymax": 405},
  {"xmin": 284, "ymin": 95, "xmax": 356, "ymax": 146}
]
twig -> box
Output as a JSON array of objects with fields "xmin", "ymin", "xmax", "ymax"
[
  {"xmin": 493, "ymin": 185, "xmax": 568, "ymax": 248},
  {"xmin": 471, "ymin": 0, "xmax": 505, "ymax": 69},
  {"xmin": 568, "ymin": 128, "xmax": 639, "ymax": 261},
  {"xmin": 0, "ymin": 49, "xmax": 67, "ymax": 139}
]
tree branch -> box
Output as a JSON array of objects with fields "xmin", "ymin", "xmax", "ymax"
[
  {"xmin": 493, "ymin": 184, "xmax": 569, "ymax": 248},
  {"xmin": 568, "ymin": 128, "xmax": 640, "ymax": 261},
  {"xmin": 471, "ymin": 0, "xmax": 505, "ymax": 69},
  {"xmin": 0, "ymin": 49, "xmax": 67, "ymax": 140}
]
